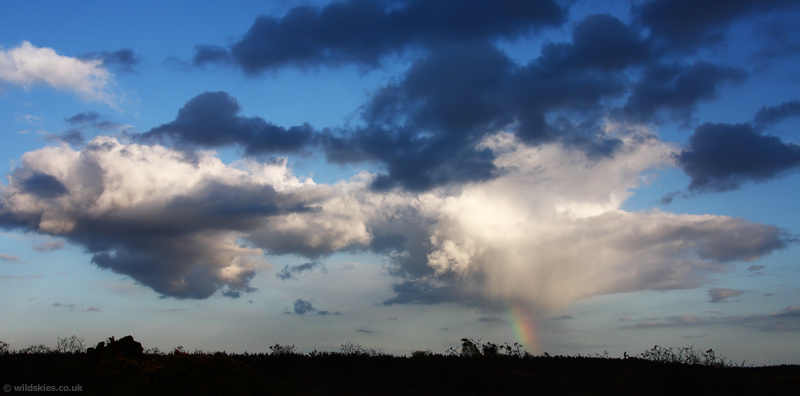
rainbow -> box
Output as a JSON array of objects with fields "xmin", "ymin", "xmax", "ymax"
[{"xmin": 506, "ymin": 303, "xmax": 539, "ymax": 353}]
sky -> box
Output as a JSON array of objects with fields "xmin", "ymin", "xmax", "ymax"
[{"xmin": 1, "ymin": 0, "xmax": 800, "ymax": 364}]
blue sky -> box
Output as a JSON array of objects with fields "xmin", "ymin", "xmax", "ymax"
[{"xmin": 2, "ymin": 0, "xmax": 800, "ymax": 364}]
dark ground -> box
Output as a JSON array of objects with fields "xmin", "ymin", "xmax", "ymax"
[{"xmin": 1, "ymin": 336, "xmax": 798, "ymax": 395}]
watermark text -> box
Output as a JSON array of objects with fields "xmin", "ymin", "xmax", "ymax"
[{"xmin": 3, "ymin": 384, "xmax": 83, "ymax": 392}]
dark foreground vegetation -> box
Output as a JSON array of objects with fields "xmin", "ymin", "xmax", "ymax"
[{"xmin": 1, "ymin": 336, "xmax": 798, "ymax": 395}]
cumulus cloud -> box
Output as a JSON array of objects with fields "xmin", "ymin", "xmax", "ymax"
[
  {"xmin": 0, "ymin": 137, "xmax": 360, "ymax": 298},
  {"xmin": 0, "ymin": 41, "xmax": 118, "ymax": 107},
  {"xmin": 391, "ymin": 129, "xmax": 789, "ymax": 310},
  {"xmin": 0, "ymin": 123, "xmax": 792, "ymax": 307},
  {"xmin": 708, "ymin": 288, "xmax": 745, "ymax": 303}
]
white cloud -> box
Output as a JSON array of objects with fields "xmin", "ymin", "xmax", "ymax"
[
  {"xmin": 0, "ymin": 126, "xmax": 789, "ymax": 304},
  {"xmin": 0, "ymin": 41, "xmax": 118, "ymax": 108},
  {"xmin": 416, "ymin": 126, "xmax": 788, "ymax": 310},
  {"xmin": 0, "ymin": 137, "xmax": 363, "ymax": 298}
]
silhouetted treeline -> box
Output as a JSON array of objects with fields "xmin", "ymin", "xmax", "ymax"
[{"xmin": 1, "ymin": 336, "xmax": 798, "ymax": 395}]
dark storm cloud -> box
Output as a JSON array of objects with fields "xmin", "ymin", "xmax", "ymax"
[
  {"xmin": 367, "ymin": 213, "xmax": 435, "ymax": 278},
  {"xmin": 276, "ymin": 261, "xmax": 324, "ymax": 280},
  {"xmin": 19, "ymin": 173, "xmax": 69, "ymax": 199},
  {"xmin": 201, "ymin": 0, "xmax": 566, "ymax": 73},
  {"xmin": 52, "ymin": 130, "xmax": 85, "ymax": 146},
  {"xmin": 139, "ymin": 91, "xmax": 315, "ymax": 156},
  {"xmin": 323, "ymin": 31, "xmax": 633, "ymax": 190},
  {"xmin": 293, "ymin": 299, "xmax": 315, "ymax": 315},
  {"xmin": 317, "ymin": 310, "xmax": 340, "ymax": 316},
  {"xmin": 620, "ymin": 61, "xmax": 746, "ymax": 123},
  {"xmin": 678, "ymin": 122, "xmax": 800, "ymax": 192},
  {"xmin": 192, "ymin": 44, "xmax": 231, "ymax": 68},
  {"xmin": 320, "ymin": 40, "xmax": 513, "ymax": 190},
  {"xmin": 63, "ymin": 111, "xmax": 129, "ymax": 137},
  {"xmin": 80, "ymin": 48, "xmax": 142, "ymax": 73},
  {"xmin": 169, "ymin": 1, "xmax": 792, "ymax": 196},
  {"xmin": 708, "ymin": 288, "xmax": 745, "ymax": 303},
  {"xmin": 754, "ymin": 100, "xmax": 800, "ymax": 127},
  {"xmin": 171, "ymin": 8, "xmax": 769, "ymax": 192},
  {"xmin": 293, "ymin": 298, "xmax": 337, "ymax": 316},
  {"xmin": 750, "ymin": 17, "xmax": 800, "ymax": 64},
  {"xmin": 65, "ymin": 111, "xmax": 101, "ymax": 125},
  {"xmin": 64, "ymin": 182, "xmax": 306, "ymax": 298},
  {"xmin": 382, "ymin": 281, "xmax": 457, "ymax": 305},
  {"xmin": 79, "ymin": 229, "xmax": 260, "ymax": 300},
  {"xmin": 632, "ymin": 0, "xmax": 800, "ymax": 53},
  {"xmin": 538, "ymin": 13, "xmax": 650, "ymax": 72}
]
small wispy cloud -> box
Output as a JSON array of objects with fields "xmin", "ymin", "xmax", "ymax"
[
  {"xmin": 51, "ymin": 302, "xmax": 76, "ymax": 310},
  {"xmin": 546, "ymin": 314, "xmax": 574, "ymax": 321},
  {"xmin": 0, "ymin": 254, "xmax": 22, "ymax": 263},
  {"xmin": 33, "ymin": 240, "xmax": 65, "ymax": 252},
  {"xmin": 0, "ymin": 274, "xmax": 43, "ymax": 280},
  {"xmin": 708, "ymin": 288, "xmax": 746, "ymax": 303},
  {"xmin": 477, "ymin": 316, "xmax": 506, "ymax": 324},
  {"xmin": 16, "ymin": 114, "xmax": 43, "ymax": 125},
  {"xmin": 623, "ymin": 306, "xmax": 800, "ymax": 332}
]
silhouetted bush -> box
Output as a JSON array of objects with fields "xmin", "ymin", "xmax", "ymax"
[
  {"xmin": 55, "ymin": 335, "xmax": 86, "ymax": 354},
  {"xmin": 269, "ymin": 343, "xmax": 297, "ymax": 356},
  {"xmin": 445, "ymin": 338, "xmax": 531, "ymax": 359},
  {"xmin": 86, "ymin": 335, "xmax": 143, "ymax": 362},
  {"xmin": 2, "ymin": 335, "xmax": 797, "ymax": 395},
  {"xmin": 636, "ymin": 344, "xmax": 747, "ymax": 368},
  {"xmin": 19, "ymin": 344, "xmax": 52, "ymax": 354}
]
